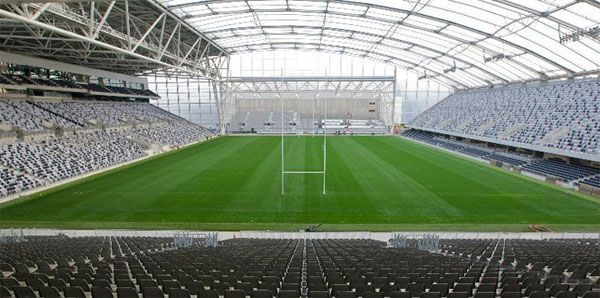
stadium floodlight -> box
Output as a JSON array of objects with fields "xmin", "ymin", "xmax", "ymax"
[
  {"xmin": 418, "ymin": 72, "xmax": 437, "ymax": 81},
  {"xmin": 484, "ymin": 53, "xmax": 511, "ymax": 63},
  {"xmin": 443, "ymin": 61, "xmax": 457, "ymax": 74},
  {"xmin": 558, "ymin": 25, "xmax": 600, "ymax": 44}
]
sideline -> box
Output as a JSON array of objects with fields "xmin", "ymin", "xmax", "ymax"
[{"xmin": 398, "ymin": 135, "xmax": 600, "ymax": 201}]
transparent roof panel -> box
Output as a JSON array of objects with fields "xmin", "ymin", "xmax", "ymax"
[{"xmin": 161, "ymin": 0, "xmax": 600, "ymax": 89}]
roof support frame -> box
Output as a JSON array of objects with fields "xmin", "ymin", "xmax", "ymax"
[
  {"xmin": 459, "ymin": 0, "xmax": 600, "ymax": 68},
  {"xmin": 177, "ymin": 0, "xmax": 594, "ymax": 72},
  {"xmin": 92, "ymin": 0, "xmax": 115, "ymax": 40},
  {"xmin": 0, "ymin": 6, "xmax": 221, "ymax": 77},
  {"xmin": 0, "ymin": 0, "xmax": 228, "ymax": 78},
  {"xmin": 230, "ymin": 41, "xmax": 472, "ymax": 88},
  {"xmin": 132, "ymin": 12, "xmax": 165, "ymax": 52},
  {"xmin": 171, "ymin": 0, "xmax": 592, "ymax": 80},
  {"xmin": 207, "ymin": 25, "xmax": 511, "ymax": 84},
  {"xmin": 191, "ymin": 10, "xmax": 574, "ymax": 79}
]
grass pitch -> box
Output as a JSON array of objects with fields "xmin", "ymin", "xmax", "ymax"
[{"xmin": 0, "ymin": 136, "xmax": 598, "ymax": 231}]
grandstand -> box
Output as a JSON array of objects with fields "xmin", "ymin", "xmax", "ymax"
[
  {"xmin": 0, "ymin": 99, "xmax": 213, "ymax": 198},
  {"xmin": 0, "ymin": 1, "xmax": 599, "ymax": 297},
  {"xmin": 0, "ymin": 234, "xmax": 599, "ymax": 298},
  {"xmin": 408, "ymin": 79, "xmax": 600, "ymax": 160},
  {"xmin": 0, "ymin": 64, "xmax": 205, "ymax": 186}
]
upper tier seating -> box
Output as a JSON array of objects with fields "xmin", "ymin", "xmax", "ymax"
[
  {"xmin": 0, "ymin": 100, "xmax": 186, "ymax": 131},
  {"xmin": 0, "ymin": 100, "xmax": 44, "ymax": 131},
  {"xmin": 36, "ymin": 101, "xmax": 180, "ymax": 127},
  {"xmin": 0, "ymin": 100, "xmax": 82, "ymax": 131},
  {"xmin": 133, "ymin": 122, "xmax": 212, "ymax": 147},
  {"xmin": 409, "ymin": 78, "xmax": 600, "ymax": 156},
  {"xmin": 0, "ymin": 100, "xmax": 192, "ymax": 131},
  {"xmin": 0, "ymin": 237, "xmax": 598, "ymax": 298},
  {"xmin": 0, "ymin": 100, "xmax": 189, "ymax": 131}
]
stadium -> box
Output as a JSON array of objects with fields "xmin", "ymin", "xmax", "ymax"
[{"xmin": 0, "ymin": 0, "xmax": 599, "ymax": 297}]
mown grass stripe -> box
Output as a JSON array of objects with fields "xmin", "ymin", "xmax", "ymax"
[{"xmin": 0, "ymin": 136, "xmax": 597, "ymax": 231}]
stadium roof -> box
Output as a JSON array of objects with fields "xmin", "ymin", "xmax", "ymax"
[
  {"xmin": 162, "ymin": 0, "xmax": 600, "ymax": 89},
  {"xmin": 0, "ymin": 1, "xmax": 228, "ymax": 78}
]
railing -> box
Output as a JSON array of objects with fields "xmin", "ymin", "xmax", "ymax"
[
  {"xmin": 1, "ymin": 229, "xmax": 597, "ymax": 242},
  {"xmin": 239, "ymin": 231, "xmax": 373, "ymax": 239}
]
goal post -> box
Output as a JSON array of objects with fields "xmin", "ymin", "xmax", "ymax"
[{"xmin": 281, "ymin": 85, "xmax": 327, "ymax": 195}]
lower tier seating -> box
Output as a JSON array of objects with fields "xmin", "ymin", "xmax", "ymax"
[
  {"xmin": 0, "ymin": 168, "xmax": 41, "ymax": 197},
  {"xmin": 228, "ymin": 112, "xmax": 388, "ymax": 135},
  {"xmin": 0, "ymin": 99, "xmax": 183, "ymax": 132},
  {"xmin": 0, "ymin": 237, "xmax": 598, "ymax": 298},
  {"xmin": 580, "ymin": 176, "xmax": 600, "ymax": 188},
  {"xmin": 402, "ymin": 130, "xmax": 528, "ymax": 166},
  {"xmin": 0, "ymin": 131, "xmax": 146, "ymax": 185},
  {"xmin": 0, "ymin": 100, "xmax": 214, "ymax": 198},
  {"xmin": 402, "ymin": 130, "xmax": 599, "ymax": 184},
  {"xmin": 522, "ymin": 160, "xmax": 599, "ymax": 182}
]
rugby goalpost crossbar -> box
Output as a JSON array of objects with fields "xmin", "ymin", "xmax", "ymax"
[{"xmin": 280, "ymin": 69, "xmax": 327, "ymax": 195}]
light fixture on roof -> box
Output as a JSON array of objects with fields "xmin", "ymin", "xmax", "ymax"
[
  {"xmin": 418, "ymin": 71, "xmax": 434, "ymax": 81},
  {"xmin": 484, "ymin": 53, "xmax": 511, "ymax": 63},
  {"xmin": 443, "ymin": 61, "xmax": 457, "ymax": 74},
  {"xmin": 559, "ymin": 25, "xmax": 600, "ymax": 44}
]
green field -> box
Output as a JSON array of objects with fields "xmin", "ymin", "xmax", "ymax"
[{"xmin": 0, "ymin": 136, "xmax": 598, "ymax": 231}]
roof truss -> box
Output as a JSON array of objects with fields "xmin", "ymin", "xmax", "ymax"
[
  {"xmin": 163, "ymin": 0, "xmax": 600, "ymax": 89},
  {"xmin": 0, "ymin": 0, "xmax": 229, "ymax": 78}
]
